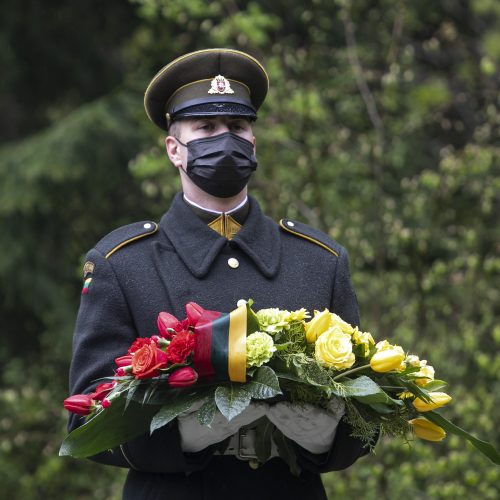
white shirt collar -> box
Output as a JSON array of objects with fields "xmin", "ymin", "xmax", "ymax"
[{"xmin": 183, "ymin": 194, "xmax": 248, "ymax": 215}]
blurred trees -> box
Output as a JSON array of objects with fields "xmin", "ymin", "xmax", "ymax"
[{"xmin": 0, "ymin": 0, "xmax": 498, "ymax": 498}]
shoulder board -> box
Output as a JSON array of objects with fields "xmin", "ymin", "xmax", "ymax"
[
  {"xmin": 279, "ymin": 219, "xmax": 340, "ymax": 257},
  {"xmin": 95, "ymin": 221, "xmax": 158, "ymax": 259}
]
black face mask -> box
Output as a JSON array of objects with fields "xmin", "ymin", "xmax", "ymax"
[{"xmin": 177, "ymin": 132, "xmax": 258, "ymax": 198}]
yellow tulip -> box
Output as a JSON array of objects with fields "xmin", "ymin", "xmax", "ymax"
[
  {"xmin": 413, "ymin": 392, "xmax": 452, "ymax": 412},
  {"xmin": 305, "ymin": 309, "xmax": 331, "ymax": 343},
  {"xmin": 414, "ymin": 363, "xmax": 435, "ymax": 387},
  {"xmin": 409, "ymin": 418, "xmax": 446, "ymax": 442},
  {"xmin": 369, "ymin": 347, "xmax": 405, "ymax": 372}
]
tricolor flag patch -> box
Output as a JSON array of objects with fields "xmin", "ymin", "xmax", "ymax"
[{"xmin": 82, "ymin": 261, "xmax": 95, "ymax": 295}]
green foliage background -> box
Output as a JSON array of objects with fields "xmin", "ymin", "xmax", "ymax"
[{"xmin": 1, "ymin": 0, "xmax": 498, "ymax": 498}]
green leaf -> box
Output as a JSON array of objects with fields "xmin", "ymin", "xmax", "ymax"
[
  {"xmin": 142, "ymin": 381, "xmax": 158, "ymax": 405},
  {"xmin": 274, "ymin": 342, "xmax": 293, "ymax": 351},
  {"xmin": 150, "ymin": 397, "xmax": 195, "ymax": 434},
  {"xmin": 275, "ymin": 371, "xmax": 303, "ymax": 383},
  {"xmin": 368, "ymin": 403, "xmax": 397, "ymax": 414},
  {"xmin": 246, "ymin": 301, "xmax": 261, "ymax": 334},
  {"xmin": 272, "ymin": 428, "xmax": 301, "ymax": 477},
  {"xmin": 59, "ymin": 397, "xmax": 160, "ymax": 458},
  {"xmin": 340, "ymin": 376, "xmax": 403, "ymax": 406},
  {"xmin": 215, "ymin": 384, "xmax": 252, "ymax": 421},
  {"xmin": 246, "ymin": 366, "xmax": 282, "ymax": 399},
  {"xmin": 420, "ymin": 379, "xmax": 448, "ymax": 391},
  {"xmin": 197, "ymin": 398, "xmax": 217, "ymax": 427},
  {"xmin": 399, "ymin": 379, "xmax": 433, "ymax": 403},
  {"xmin": 425, "ymin": 412, "xmax": 500, "ymax": 465},
  {"xmin": 254, "ymin": 418, "xmax": 275, "ymax": 463},
  {"xmin": 124, "ymin": 380, "xmax": 142, "ymax": 412}
]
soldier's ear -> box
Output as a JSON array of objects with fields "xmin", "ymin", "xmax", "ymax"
[{"xmin": 165, "ymin": 136, "xmax": 183, "ymax": 168}]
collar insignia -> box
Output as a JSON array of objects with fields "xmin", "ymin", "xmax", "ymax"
[
  {"xmin": 208, "ymin": 214, "xmax": 242, "ymax": 240},
  {"xmin": 208, "ymin": 75, "xmax": 235, "ymax": 95}
]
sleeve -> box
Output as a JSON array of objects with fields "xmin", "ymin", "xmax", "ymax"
[
  {"xmin": 293, "ymin": 247, "xmax": 374, "ymax": 473},
  {"xmin": 68, "ymin": 248, "xmax": 212, "ymax": 473}
]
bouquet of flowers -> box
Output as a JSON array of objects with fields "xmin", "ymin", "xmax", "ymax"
[{"xmin": 61, "ymin": 300, "xmax": 500, "ymax": 471}]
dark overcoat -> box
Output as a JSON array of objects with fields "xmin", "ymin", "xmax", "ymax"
[{"xmin": 69, "ymin": 193, "xmax": 369, "ymax": 500}]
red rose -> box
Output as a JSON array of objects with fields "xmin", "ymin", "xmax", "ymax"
[
  {"xmin": 91, "ymin": 382, "xmax": 116, "ymax": 401},
  {"xmin": 166, "ymin": 331, "xmax": 196, "ymax": 364},
  {"xmin": 157, "ymin": 312, "xmax": 189, "ymax": 339},
  {"xmin": 185, "ymin": 302, "xmax": 205, "ymax": 327},
  {"xmin": 132, "ymin": 343, "xmax": 168, "ymax": 379},
  {"xmin": 115, "ymin": 355, "xmax": 133, "ymax": 367},
  {"xmin": 128, "ymin": 337, "xmax": 156, "ymax": 355},
  {"xmin": 64, "ymin": 394, "xmax": 95, "ymax": 415},
  {"xmin": 168, "ymin": 367, "xmax": 198, "ymax": 388}
]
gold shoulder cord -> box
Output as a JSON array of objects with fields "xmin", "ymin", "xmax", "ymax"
[
  {"xmin": 279, "ymin": 220, "xmax": 339, "ymax": 257},
  {"xmin": 105, "ymin": 223, "xmax": 159, "ymax": 259}
]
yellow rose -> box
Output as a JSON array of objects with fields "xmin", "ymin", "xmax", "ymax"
[
  {"xmin": 413, "ymin": 392, "xmax": 452, "ymax": 412},
  {"xmin": 315, "ymin": 325, "xmax": 356, "ymax": 370},
  {"xmin": 305, "ymin": 309, "xmax": 331, "ymax": 343},
  {"xmin": 370, "ymin": 344, "xmax": 406, "ymax": 372},
  {"xmin": 330, "ymin": 313, "xmax": 355, "ymax": 335},
  {"xmin": 409, "ymin": 418, "xmax": 446, "ymax": 442}
]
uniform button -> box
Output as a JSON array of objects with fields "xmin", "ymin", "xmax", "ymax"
[
  {"xmin": 228, "ymin": 258, "xmax": 239, "ymax": 269},
  {"xmin": 286, "ymin": 221, "xmax": 295, "ymax": 227},
  {"xmin": 143, "ymin": 223, "xmax": 152, "ymax": 229}
]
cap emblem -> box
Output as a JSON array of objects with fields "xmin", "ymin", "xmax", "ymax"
[{"xmin": 208, "ymin": 75, "xmax": 235, "ymax": 95}]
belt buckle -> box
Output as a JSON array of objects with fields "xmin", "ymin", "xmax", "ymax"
[{"xmin": 237, "ymin": 427, "xmax": 259, "ymax": 462}]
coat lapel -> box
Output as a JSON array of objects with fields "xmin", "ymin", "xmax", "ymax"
[{"xmin": 231, "ymin": 198, "xmax": 281, "ymax": 278}]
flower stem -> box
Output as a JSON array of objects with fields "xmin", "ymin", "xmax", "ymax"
[{"xmin": 332, "ymin": 364, "xmax": 371, "ymax": 381}]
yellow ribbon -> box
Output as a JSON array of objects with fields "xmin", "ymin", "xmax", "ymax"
[{"xmin": 228, "ymin": 305, "xmax": 247, "ymax": 382}]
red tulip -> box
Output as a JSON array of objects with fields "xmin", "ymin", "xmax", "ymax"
[
  {"xmin": 157, "ymin": 312, "xmax": 187, "ymax": 338},
  {"xmin": 64, "ymin": 394, "xmax": 95, "ymax": 415},
  {"xmin": 185, "ymin": 302, "xmax": 205, "ymax": 327},
  {"xmin": 115, "ymin": 355, "xmax": 133, "ymax": 367},
  {"xmin": 91, "ymin": 382, "xmax": 116, "ymax": 401},
  {"xmin": 168, "ymin": 367, "xmax": 198, "ymax": 388}
]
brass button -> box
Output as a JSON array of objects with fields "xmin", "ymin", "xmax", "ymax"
[{"xmin": 228, "ymin": 258, "xmax": 239, "ymax": 269}]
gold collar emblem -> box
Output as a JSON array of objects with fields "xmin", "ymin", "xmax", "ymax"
[
  {"xmin": 208, "ymin": 213, "xmax": 241, "ymax": 240},
  {"xmin": 208, "ymin": 75, "xmax": 235, "ymax": 95}
]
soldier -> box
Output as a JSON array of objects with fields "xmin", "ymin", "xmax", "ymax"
[{"xmin": 68, "ymin": 48, "xmax": 372, "ymax": 500}]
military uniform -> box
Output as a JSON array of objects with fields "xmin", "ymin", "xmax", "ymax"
[
  {"xmin": 69, "ymin": 194, "xmax": 368, "ymax": 499},
  {"xmin": 68, "ymin": 49, "xmax": 370, "ymax": 500}
]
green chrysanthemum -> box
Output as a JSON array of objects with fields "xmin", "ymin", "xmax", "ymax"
[
  {"xmin": 256, "ymin": 308, "xmax": 289, "ymax": 334},
  {"xmin": 246, "ymin": 332, "xmax": 277, "ymax": 368}
]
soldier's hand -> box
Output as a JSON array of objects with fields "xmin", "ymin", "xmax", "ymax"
[
  {"xmin": 265, "ymin": 398, "xmax": 345, "ymax": 454},
  {"xmin": 177, "ymin": 401, "xmax": 266, "ymax": 452}
]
